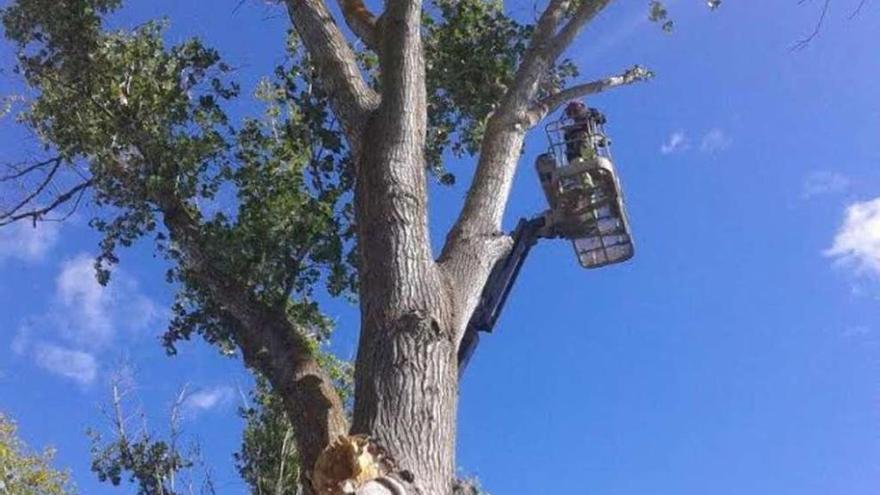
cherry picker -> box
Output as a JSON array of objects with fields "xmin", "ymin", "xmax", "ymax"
[{"xmin": 458, "ymin": 101, "xmax": 635, "ymax": 374}]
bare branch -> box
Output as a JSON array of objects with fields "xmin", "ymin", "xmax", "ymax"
[
  {"xmin": 337, "ymin": 0, "xmax": 378, "ymax": 49},
  {"xmin": 525, "ymin": 65, "xmax": 653, "ymax": 126},
  {"xmin": 1, "ymin": 157, "xmax": 63, "ymax": 220},
  {"xmin": 849, "ymin": 0, "xmax": 868, "ymax": 18},
  {"xmin": 790, "ymin": 0, "xmax": 876, "ymax": 48},
  {"xmin": 792, "ymin": 0, "xmax": 831, "ymax": 50},
  {"xmin": 503, "ymin": 0, "xmax": 614, "ymax": 117},
  {"xmin": 0, "ymin": 156, "xmax": 63, "ymax": 182},
  {"xmin": 168, "ymin": 384, "xmax": 190, "ymax": 495},
  {"xmin": 111, "ymin": 380, "xmax": 129, "ymax": 440},
  {"xmin": 494, "ymin": 0, "xmax": 575, "ymax": 119},
  {"xmin": 546, "ymin": 0, "xmax": 614, "ymax": 63},
  {"xmin": 0, "ymin": 179, "xmax": 93, "ymax": 226},
  {"xmin": 533, "ymin": 0, "xmax": 573, "ymax": 40},
  {"xmin": 283, "ymin": 0, "xmax": 379, "ymax": 146},
  {"xmin": 276, "ymin": 428, "xmax": 294, "ymax": 495}
]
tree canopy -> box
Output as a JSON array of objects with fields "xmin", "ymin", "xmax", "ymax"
[{"xmin": 0, "ymin": 412, "xmax": 73, "ymax": 495}]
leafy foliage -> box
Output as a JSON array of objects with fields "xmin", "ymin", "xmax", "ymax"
[
  {"xmin": 452, "ymin": 477, "xmax": 490, "ymax": 495},
  {"xmin": 649, "ymin": 0, "xmax": 722, "ymax": 32},
  {"xmin": 89, "ymin": 432, "xmax": 195, "ymax": 495},
  {"xmin": 423, "ymin": 0, "xmax": 577, "ymax": 182},
  {"xmin": 236, "ymin": 378, "xmax": 301, "ymax": 495},
  {"xmin": 2, "ymin": 2, "xmax": 356, "ymax": 357},
  {"xmin": 648, "ymin": 1, "xmax": 674, "ymax": 32},
  {"xmin": 0, "ymin": 0, "xmax": 591, "ymax": 353},
  {"xmin": 87, "ymin": 378, "xmax": 217, "ymax": 495},
  {"xmin": 0, "ymin": 412, "xmax": 73, "ymax": 495},
  {"xmin": 237, "ymin": 355, "xmax": 353, "ymax": 494},
  {"xmin": 161, "ymin": 33, "xmax": 358, "ymax": 355}
]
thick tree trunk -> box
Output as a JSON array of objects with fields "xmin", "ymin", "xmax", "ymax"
[
  {"xmin": 345, "ymin": 0, "xmax": 465, "ymax": 490},
  {"xmin": 350, "ymin": 109, "xmax": 460, "ymax": 494},
  {"xmin": 349, "ymin": 8, "xmax": 461, "ymax": 481},
  {"xmin": 352, "ymin": 299, "xmax": 458, "ymax": 495}
]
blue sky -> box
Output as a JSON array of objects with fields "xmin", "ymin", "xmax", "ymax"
[{"xmin": 2, "ymin": 1, "xmax": 880, "ymax": 494}]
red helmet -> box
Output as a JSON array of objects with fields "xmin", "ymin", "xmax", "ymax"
[{"xmin": 564, "ymin": 100, "xmax": 587, "ymax": 117}]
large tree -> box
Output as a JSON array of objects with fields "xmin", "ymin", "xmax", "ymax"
[{"xmin": 0, "ymin": 0, "xmax": 714, "ymax": 494}]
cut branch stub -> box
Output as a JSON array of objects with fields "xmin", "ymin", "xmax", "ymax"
[{"xmin": 312, "ymin": 434, "xmax": 411, "ymax": 495}]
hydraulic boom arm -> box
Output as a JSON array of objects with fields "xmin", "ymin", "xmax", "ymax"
[{"xmin": 457, "ymin": 216, "xmax": 546, "ymax": 376}]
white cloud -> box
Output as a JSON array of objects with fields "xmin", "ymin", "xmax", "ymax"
[
  {"xmin": 33, "ymin": 343, "xmax": 97, "ymax": 386},
  {"xmin": 55, "ymin": 255, "xmax": 114, "ymax": 347},
  {"xmin": 660, "ymin": 128, "xmax": 732, "ymax": 156},
  {"xmin": 182, "ymin": 386, "xmax": 235, "ymax": 417},
  {"xmin": 0, "ymin": 221, "xmax": 59, "ymax": 263},
  {"xmin": 801, "ymin": 171, "xmax": 851, "ymax": 200},
  {"xmin": 825, "ymin": 197, "xmax": 880, "ymax": 276},
  {"xmin": 660, "ymin": 131, "xmax": 689, "ymax": 155},
  {"xmin": 699, "ymin": 128, "xmax": 732, "ymax": 153},
  {"xmin": 12, "ymin": 253, "xmax": 161, "ymax": 385}
]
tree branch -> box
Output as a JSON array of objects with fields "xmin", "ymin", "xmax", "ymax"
[
  {"xmin": 124, "ymin": 135, "xmax": 349, "ymax": 478},
  {"xmin": 337, "ymin": 0, "xmax": 378, "ymax": 49},
  {"xmin": 374, "ymin": 0, "xmax": 426, "ymax": 131},
  {"xmin": 495, "ymin": 0, "xmax": 574, "ymax": 118},
  {"xmin": 849, "ymin": 0, "xmax": 868, "ymax": 19},
  {"xmin": 548, "ymin": 0, "xmax": 613, "ymax": 62},
  {"xmin": 155, "ymin": 188, "xmax": 349, "ymax": 475},
  {"xmin": 499, "ymin": 0, "xmax": 614, "ymax": 120},
  {"xmin": 444, "ymin": 0, "xmax": 616, "ymax": 243},
  {"xmin": 792, "ymin": 0, "xmax": 831, "ymax": 50},
  {"xmin": 284, "ymin": 0, "xmax": 379, "ymax": 147},
  {"xmin": 524, "ymin": 65, "xmax": 653, "ymax": 126},
  {"xmin": 438, "ymin": 0, "xmax": 619, "ymax": 348},
  {"xmin": 0, "ymin": 156, "xmax": 63, "ymax": 182},
  {"xmin": 0, "ymin": 179, "xmax": 93, "ymax": 226},
  {"xmin": 1, "ymin": 157, "xmax": 64, "ymax": 221}
]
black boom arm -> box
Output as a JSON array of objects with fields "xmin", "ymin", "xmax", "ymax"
[{"xmin": 457, "ymin": 216, "xmax": 546, "ymax": 376}]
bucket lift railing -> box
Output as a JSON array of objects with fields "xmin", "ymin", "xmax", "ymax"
[
  {"xmin": 539, "ymin": 110, "xmax": 634, "ymax": 268},
  {"xmin": 544, "ymin": 113, "xmax": 613, "ymax": 168}
]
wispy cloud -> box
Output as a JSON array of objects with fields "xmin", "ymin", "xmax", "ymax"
[
  {"xmin": 0, "ymin": 221, "xmax": 59, "ymax": 263},
  {"xmin": 801, "ymin": 171, "xmax": 851, "ymax": 200},
  {"xmin": 825, "ymin": 197, "xmax": 880, "ymax": 277},
  {"xmin": 699, "ymin": 128, "xmax": 732, "ymax": 154},
  {"xmin": 661, "ymin": 128, "xmax": 732, "ymax": 157},
  {"xmin": 55, "ymin": 255, "xmax": 115, "ymax": 347},
  {"xmin": 660, "ymin": 131, "xmax": 689, "ymax": 155},
  {"xmin": 33, "ymin": 343, "xmax": 98, "ymax": 386},
  {"xmin": 13, "ymin": 253, "xmax": 161, "ymax": 386},
  {"xmin": 182, "ymin": 386, "xmax": 235, "ymax": 418},
  {"xmin": 842, "ymin": 325, "xmax": 871, "ymax": 338}
]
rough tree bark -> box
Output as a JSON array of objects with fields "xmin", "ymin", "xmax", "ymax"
[
  {"xmin": 273, "ymin": 0, "xmax": 647, "ymax": 493},
  {"xmin": 349, "ymin": 0, "xmax": 459, "ymax": 491}
]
